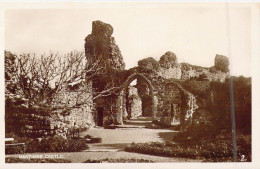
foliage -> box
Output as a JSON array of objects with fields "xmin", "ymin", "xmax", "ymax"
[
  {"xmin": 209, "ymin": 76, "xmax": 251, "ymax": 133},
  {"xmin": 180, "ymin": 62, "xmax": 207, "ymax": 72},
  {"xmin": 209, "ymin": 66, "xmax": 218, "ymax": 73},
  {"xmin": 159, "ymin": 51, "xmax": 178, "ymax": 68},
  {"xmin": 138, "ymin": 57, "xmax": 159, "ymax": 70},
  {"xmin": 5, "ymin": 51, "xmax": 16, "ymax": 80},
  {"xmin": 125, "ymin": 132, "xmax": 251, "ymax": 162},
  {"xmin": 67, "ymin": 138, "xmax": 90, "ymax": 152},
  {"xmin": 84, "ymin": 158, "xmax": 153, "ymax": 163},
  {"xmin": 6, "ymin": 135, "xmax": 89, "ymax": 154},
  {"xmin": 5, "ymin": 157, "xmax": 71, "ymax": 163},
  {"xmin": 5, "ymin": 144, "xmax": 25, "ymax": 154},
  {"xmin": 38, "ymin": 136, "xmax": 69, "ymax": 152},
  {"xmin": 180, "ymin": 76, "xmax": 251, "ymax": 134},
  {"xmin": 214, "ymin": 54, "xmax": 229, "ymax": 73},
  {"xmin": 180, "ymin": 80, "xmax": 210, "ymax": 98}
]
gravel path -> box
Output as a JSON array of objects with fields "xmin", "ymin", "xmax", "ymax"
[{"xmin": 81, "ymin": 127, "xmax": 179, "ymax": 151}]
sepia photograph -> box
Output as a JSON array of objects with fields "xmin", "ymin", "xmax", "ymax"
[{"xmin": 1, "ymin": 1, "xmax": 259, "ymax": 168}]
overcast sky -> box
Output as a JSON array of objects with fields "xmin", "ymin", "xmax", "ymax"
[{"xmin": 5, "ymin": 3, "xmax": 252, "ymax": 76}]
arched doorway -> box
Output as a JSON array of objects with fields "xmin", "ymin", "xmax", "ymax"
[{"xmin": 120, "ymin": 73, "xmax": 157, "ymax": 121}]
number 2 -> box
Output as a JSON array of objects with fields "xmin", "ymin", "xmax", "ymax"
[{"xmin": 241, "ymin": 155, "xmax": 246, "ymax": 162}]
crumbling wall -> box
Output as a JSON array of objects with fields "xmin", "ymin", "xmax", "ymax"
[
  {"xmin": 127, "ymin": 86, "xmax": 142, "ymax": 119},
  {"xmin": 82, "ymin": 20, "xmax": 229, "ymax": 129},
  {"xmin": 139, "ymin": 51, "xmax": 229, "ymax": 82},
  {"xmin": 85, "ymin": 20, "xmax": 125, "ymax": 70},
  {"xmin": 5, "ymin": 104, "xmax": 69, "ymax": 138},
  {"xmin": 52, "ymin": 80, "xmax": 95, "ymax": 130}
]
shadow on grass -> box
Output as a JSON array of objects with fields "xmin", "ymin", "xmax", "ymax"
[
  {"xmin": 91, "ymin": 143, "xmax": 129, "ymax": 150},
  {"xmin": 158, "ymin": 131, "xmax": 179, "ymax": 142}
]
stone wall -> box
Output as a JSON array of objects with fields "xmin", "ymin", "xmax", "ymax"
[
  {"xmin": 52, "ymin": 80, "xmax": 95, "ymax": 129},
  {"xmin": 5, "ymin": 104, "xmax": 69, "ymax": 138},
  {"xmin": 85, "ymin": 20, "xmax": 125, "ymax": 71},
  {"xmin": 82, "ymin": 20, "xmax": 229, "ymax": 129},
  {"xmin": 127, "ymin": 86, "xmax": 142, "ymax": 119},
  {"xmin": 140, "ymin": 51, "xmax": 229, "ymax": 82}
]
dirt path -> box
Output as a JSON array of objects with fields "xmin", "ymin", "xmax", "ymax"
[{"xmin": 81, "ymin": 127, "xmax": 178, "ymax": 151}]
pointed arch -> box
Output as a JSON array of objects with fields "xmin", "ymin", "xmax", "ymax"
[{"xmin": 121, "ymin": 73, "xmax": 157, "ymax": 120}]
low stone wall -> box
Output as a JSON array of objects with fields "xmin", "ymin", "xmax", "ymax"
[{"xmin": 5, "ymin": 105, "xmax": 68, "ymax": 138}]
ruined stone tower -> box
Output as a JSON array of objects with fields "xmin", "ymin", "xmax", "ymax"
[{"xmin": 85, "ymin": 20, "xmax": 125, "ymax": 71}]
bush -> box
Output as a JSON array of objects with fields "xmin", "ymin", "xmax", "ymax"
[
  {"xmin": 6, "ymin": 135, "xmax": 89, "ymax": 154},
  {"xmin": 159, "ymin": 51, "xmax": 178, "ymax": 69},
  {"xmin": 5, "ymin": 144, "xmax": 25, "ymax": 154},
  {"xmin": 25, "ymin": 139, "xmax": 41, "ymax": 153},
  {"xmin": 125, "ymin": 132, "xmax": 251, "ymax": 162},
  {"xmin": 68, "ymin": 138, "xmax": 89, "ymax": 152},
  {"xmin": 138, "ymin": 57, "xmax": 159, "ymax": 70},
  {"xmin": 39, "ymin": 136, "xmax": 69, "ymax": 152}
]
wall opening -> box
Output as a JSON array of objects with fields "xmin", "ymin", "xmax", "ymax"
[
  {"xmin": 121, "ymin": 73, "xmax": 156, "ymax": 121},
  {"xmin": 97, "ymin": 107, "xmax": 104, "ymax": 126}
]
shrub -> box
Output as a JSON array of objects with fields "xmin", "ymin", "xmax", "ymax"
[
  {"xmin": 5, "ymin": 144, "xmax": 25, "ymax": 154},
  {"xmin": 6, "ymin": 136, "xmax": 89, "ymax": 154},
  {"xmin": 68, "ymin": 138, "xmax": 89, "ymax": 152},
  {"xmin": 138, "ymin": 57, "xmax": 159, "ymax": 70},
  {"xmin": 159, "ymin": 51, "xmax": 178, "ymax": 68},
  {"xmin": 125, "ymin": 132, "xmax": 251, "ymax": 162},
  {"xmin": 25, "ymin": 139, "xmax": 41, "ymax": 153},
  {"xmin": 40, "ymin": 136, "xmax": 69, "ymax": 152}
]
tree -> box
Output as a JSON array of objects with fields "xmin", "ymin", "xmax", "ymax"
[
  {"xmin": 5, "ymin": 51, "xmax": 107, "ymax": 106},
  {"xmin": 5, "ymin": 50, "xmax": 127, "ymax": 109}
]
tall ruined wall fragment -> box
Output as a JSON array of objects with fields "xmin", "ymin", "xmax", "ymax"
[{"xmin": 85, "ymin": 20, "xmax": 125, "ymax": 71}]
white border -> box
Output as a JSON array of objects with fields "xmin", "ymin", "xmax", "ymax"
[{"xmin": 0, "ymin": 1, "xmax": 259, "ymax": 169}]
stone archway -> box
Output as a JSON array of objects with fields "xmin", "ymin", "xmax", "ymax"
[{"xmin": 120, "ymin": 73, "xmax": 157, "ymax": 121}]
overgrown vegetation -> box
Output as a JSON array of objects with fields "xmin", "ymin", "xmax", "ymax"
[
  {"xmin": 126, "ymin": 76, "xmax": 251, "ymax": 162},
  {"xmin": 5, "ymin": 135, "xmax": 89, "ymax": 154},
  {"xmin": 214, "ymin": 54, "xmax": 229, "ymax": 73},
  {"xmin": 125, "ymin": 132, "xmax": 251, "ymax": 162}
]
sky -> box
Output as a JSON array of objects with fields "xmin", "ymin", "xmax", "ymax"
[{"xmin": 4, "ymin": 3, "xmax": 252, "ymax": 77}]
